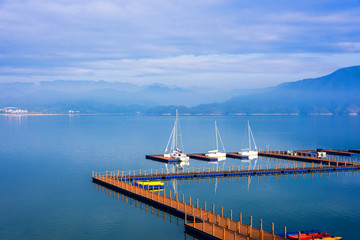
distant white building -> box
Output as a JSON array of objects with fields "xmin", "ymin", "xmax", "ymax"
[{"xmin": 1, "ymin": 107, "xmax": 28, "ymax": 114}]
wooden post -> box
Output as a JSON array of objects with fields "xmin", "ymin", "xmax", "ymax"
[
  {"xmin": 230, "ymin": 210, "xmax": 232, "ymax": 220},
  {"xmin": 284, "ymin": 226, "xmax": 287, "ymax": 239},
  {"xmin": 189, "ymin": 196, "xmax": 191, "ymax": 206},
  {"xmin": 240, "ymin": 213, "xmax": 242, "ymax": 224},
  {"xmin": 237, "ymin": 222, "xmax": 240, "ymax": 234},
  {"xmin": 272, "ymin": 222, "xmax": 275, "ymax": 236},
  {"xmin": 212, "ymin": 223, "xmax": 215, "ymax": 235},
  {"xmin": 250, "ymin": 216, "xmax": 252, "ymax": 228},
  {"xmin": 221, "ymin": 207, "xmax": 224, "ymax": 217},
  {"xmin": 212, "ymin": 204, "xmax": 215, "ymax": 214},
  {"xmin": 223, "ymin": 228, "xmax": 226, "ymax": 240},
  {"xmin": 182, "ymin": 194, "xmax": 184, "ymax": 203},
  {"xmin": 185, "ymin": 213, "xmax": 187, "ymax": 224},
  {"xmin": 197, "ymin": 199, "xmax": 199, "ymax": 208},
  {"xmin": 204, "ymin": 201, "xmax": 206, "ymax": 211}
]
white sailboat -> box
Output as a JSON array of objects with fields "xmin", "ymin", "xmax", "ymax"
[
  {"xmin": 205, "ymin": 121, "xmax": 226, "ymax": 160},
  {"xmin": 163, "ymin": 110, "xmax": 189, "ymax": 162},
  {"xmin": 239, "ymin": 121, "xmax": 258, "ymax": 159}
]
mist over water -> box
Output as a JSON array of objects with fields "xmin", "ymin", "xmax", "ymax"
[{"xmin": 0, "ymin": 115, "xmax": 359, "ymax": 240}]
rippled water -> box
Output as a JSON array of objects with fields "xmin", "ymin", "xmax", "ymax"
[{"xmin": 0, "ymin": 115, "xmax": 359, "ymax": 239}]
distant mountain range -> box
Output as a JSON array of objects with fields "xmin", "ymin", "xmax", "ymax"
[
  {"xmin": 0, "ymin": 80, "xmax": 240, "ymax": 113},
  {"xmin": 190, "ymin": 65, "xmax": 360, "ymax": 115},
  {"xmin": 0, "ymin": 65, "xmax": 359, "ymax": 115}
]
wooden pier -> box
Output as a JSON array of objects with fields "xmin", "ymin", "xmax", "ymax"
[
  {"xmin": 188, "ymin": 153, "xmax": 220, "ymax": 162},
  {"xmin": 93, "ymin": 175, "xmax": 286, "ymax": 240},
  {"xmin": 226, "ymin": 152, "xmax": 247, "ymax": 159},
  {"xmin": 324, "ymin": 149, "xmax": 357, "ymax": 157},
  {"xmin": 259, "ymin": 150, "xmax": 359, "ymax": 167},
  {"xmin": 97, "ymin": 148, "xmax": 359, "ymax": 240},
  {"xmin": 146, "ymin": 154, "xmax": 179, "ymax": 163}
]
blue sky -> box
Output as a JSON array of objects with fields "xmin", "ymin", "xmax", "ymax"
[{"xmin": 0, "ymin": 0, "xmax": 359, "ymax": 89}]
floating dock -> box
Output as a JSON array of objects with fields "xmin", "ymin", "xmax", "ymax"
[
  {"xmin": 188, "ymin": 153, "xmax": 220, "ymax": 162},
  {"xmin": 324, "ymin": 149, "xmax": 357, "ymax": 157},
  {"xmin": 117, "ymin": 165, "xmax": 358, "ymax": 182},
  {"xmin": 92, "ymin": 175, "xmax": 286, "ymax": 240},
  {"xmin": 226, "ymin": 152, "xmax": 247, "ymax": 159},
  {"xmin": 259, "ymin": 150, "xmax": 359, "ymax": 167},
  {"xmin": 146, "ymin": 155, "xmax": 179, "ymax": 163},
  {"xmin": 348, "ymin": 149, "xmax": 360, "ymax": 154},
  {"xmin": 98, "ymin": 148, "xmax": 358, "ymax": 240}
]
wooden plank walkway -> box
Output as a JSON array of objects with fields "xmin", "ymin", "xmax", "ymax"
[
  {"xmin": 324, "ymin": 149, "xmax": 357, "ymax": 156},
  {"xmin": 348, "ymin": 149, "xmax": 360, "ymax": 154},
  {"xmin": 108, "ymin": 165, "xmax": 359, "ymax": 183},
  {"xmin": 188, "ymin": 153, "xmax": 220, "ymax": 162},
  {"xmin": 226, "ymin": 152, "xmax": 247, "ymax": 159},
  {"xmin": 93, "ymin": 175, "xmax": 285, "ymax": 240},
  {"xmin": 145, "ymin": 154, "xmax": 180, "ymax": 163},
  {"xmin": 259, "ymin": 150, "xmax": 359, "ymax": 167}
]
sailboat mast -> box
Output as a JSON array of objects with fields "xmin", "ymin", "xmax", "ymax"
[
  {"xmin": 215, "ymin": 121, "xmax": 218, "ymax": 151},
  {"xmin": 248, "ymin": 121, "xmax": 251, "ymax": 151},
  {"xmin": 175, "ymin": 110, "xmax": 178, "ymax": 150}
]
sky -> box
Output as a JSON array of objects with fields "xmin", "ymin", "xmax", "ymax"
[{"xmin": 0, "ymin": 0, "xmax": 360, "ymax": 90}]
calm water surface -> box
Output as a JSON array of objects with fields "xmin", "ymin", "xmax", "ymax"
[{"xmin": 0, "ymin": 115, "xmax": 359, "ymax": 240}]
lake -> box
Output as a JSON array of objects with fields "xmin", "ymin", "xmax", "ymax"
[{"xmin": 0, "ymin": 115, "xmax": 359, "ymax": 240}]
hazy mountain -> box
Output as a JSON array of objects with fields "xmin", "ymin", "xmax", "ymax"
[
  {"xmin": 0, "ymin": 79, "xmax": 240, "ymax": 113},
  {"xmin": 1, "ymin": 66, "xmax": 359, "ymax": 115},
  {"xmin": 192, "ymin": 65, "xmax": 360, "ymax": 115}
]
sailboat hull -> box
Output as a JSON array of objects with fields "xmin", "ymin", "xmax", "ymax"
[{"xmin": 239, "ymin": 150, "xmax": 258, "ymax": 159}]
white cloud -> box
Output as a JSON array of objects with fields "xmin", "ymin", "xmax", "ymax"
[{"xmin": 0, "ymin": 0, "xmax": 359, "ymax": 89}]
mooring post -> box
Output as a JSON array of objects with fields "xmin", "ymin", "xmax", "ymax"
[
  {"xmin": 182, "ymin": 194, "xmax": 184, "ymax": 203},
  {"xmin": 230, "ymin": 210, "xmax": 232, "ymax": 220},
  {"xmin": 212, "ymin": 204, "xmax": 215, "ymax": 214},
  {"xmin": 197, "ymin": 199, "xmax": 199, "ymax": 208},
  {"xmin": 284, "ymin": 226, "xmax": 287, "ymax": 239},
  {"xmin": 204, "ymin": 201, "xmax": 206, "ymax": 211},
  {"xmin": 272, "ymin": 222, "xmax": 275, "ymax": 236},
  {"xmin": 221, "ymin": 207, "xmax": 224, "ymax": 217},
  {"xmin": 240, "ymin": 213, "xmax": 242, "ymax": 224},
  {"xmin": 223, "ymin": 228, "xmax": 226, "ymax": 240},
  {"xmin": 189, "ymin": 196, "xmax": 191, "ymax": 206}
]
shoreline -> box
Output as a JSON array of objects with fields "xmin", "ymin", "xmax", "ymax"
[{"xmin": 0, "ymin": 113, "xmax": 358, "ymax": 117}]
